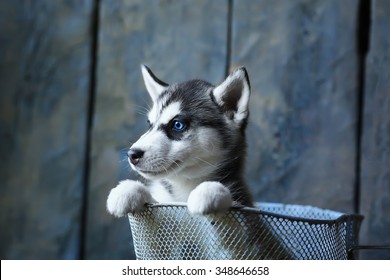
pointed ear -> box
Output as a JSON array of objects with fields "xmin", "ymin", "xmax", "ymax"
[
  {"xmin": 141, "ymin": 65, "xmax": 169, "ymax": 102},
  {"xmin": 212, "ymin": 67, "xmax": 251, "ymax": 123}
]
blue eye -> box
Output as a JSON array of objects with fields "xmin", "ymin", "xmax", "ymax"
[{"xmin": 172, "ymin": 120, "xmax": 186, "ymax": 132}]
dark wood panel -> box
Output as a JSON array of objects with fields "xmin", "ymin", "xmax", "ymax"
[
  {"xmin": 359, "ymin": 0, "xmax": 390, "ymax": 260},
  {"xmin": 231, "ymin": 0, "xmax": 359, "ymax": 213},
  {"xmin": 0, "ymin": 0, "xmax": 93, "ymax": 259}
]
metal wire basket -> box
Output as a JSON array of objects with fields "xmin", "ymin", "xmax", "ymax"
[{"xmin": 128, "ymin": 202, "xmax": 363, "ymax": 260}]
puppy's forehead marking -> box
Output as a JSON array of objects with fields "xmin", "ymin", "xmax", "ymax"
[
  {"xmin": 148, "ymin": 100, "xmax": 182, "ymax": 125},
  {"xmin": 159, "ymin": 101, "xmax": 182, "ymax": 125}
]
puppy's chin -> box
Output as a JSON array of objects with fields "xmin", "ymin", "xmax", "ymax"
[{"xmin": 137, "ymin": 170, "xmax": 166, "ymax": 180}]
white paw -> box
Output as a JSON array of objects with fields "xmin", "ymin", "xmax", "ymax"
[
  {"xmin": 106, "ymin": 180, "xmax": 153, "ymax": 217},
  {"xmin": 187, "ymin": 181, "xmax": 232, "ymax": 214}
]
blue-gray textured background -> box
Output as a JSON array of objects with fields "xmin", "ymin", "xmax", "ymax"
[{"xmin": 0, "ymin": 0, "xmax": 389, "ymax": 260}]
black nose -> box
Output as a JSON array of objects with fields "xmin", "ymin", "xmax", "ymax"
[{"xmin": 128, "ymin": 149, "xmax": 145, "ymax": 165}]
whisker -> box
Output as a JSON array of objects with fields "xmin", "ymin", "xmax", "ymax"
[
  {"xmin": 119, "ymin": 147, "xmax": 130, "ymax": 153},
  {"xmin": 193, "ymin": 157, "xmax": 218, "ymax": 168},
  {"xmin": 134, "ymin": 104, "xmax": 150, "ymax": 116}
]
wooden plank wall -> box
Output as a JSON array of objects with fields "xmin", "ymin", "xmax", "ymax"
[
  {"xmin": 0, "ymin": 0, "xmax": 388, "ymax": 259},
  {"xmin": 0, "ymin": 0, "xmax": 94, "ymax": 259},
  {"xmin": 359, "ymin": 0, "xmax": 390, "ymax": 260}
]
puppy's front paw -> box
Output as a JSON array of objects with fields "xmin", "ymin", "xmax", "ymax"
[
  {"xmin": 106, "ymin": 180, "xmax": 153, "ymax": 217},
  {"xmin": 187, "ymin": 181, "xmax": 232, "ymax": 214}
]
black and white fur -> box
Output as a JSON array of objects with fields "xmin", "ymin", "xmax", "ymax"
[{"xmin": 107, "ymin": 65, "xmax": 253, "ymax": 217}]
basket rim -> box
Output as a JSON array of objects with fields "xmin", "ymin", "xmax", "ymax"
[{"xmin": 135, "ymin": 202, "xmax": 364, "ymax": 225}]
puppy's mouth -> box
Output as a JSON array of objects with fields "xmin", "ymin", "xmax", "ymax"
[{"xmin": 131, "ymin": 160, "xmax": 183, "ymax": 178}]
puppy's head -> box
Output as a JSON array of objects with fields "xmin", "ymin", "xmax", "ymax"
[{"xmin": 128, "ymin": 65, "xmax": 251, "ymax": 181}]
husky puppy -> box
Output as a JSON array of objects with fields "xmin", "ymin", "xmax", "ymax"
[{"xmin": 107, "ymin": 65, "xmax": 254, "ymax": 217}]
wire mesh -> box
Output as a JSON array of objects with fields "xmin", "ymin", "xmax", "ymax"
[{"xmin": 128, "ymin": 202, "xmax": 363, "ymax": 260}]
